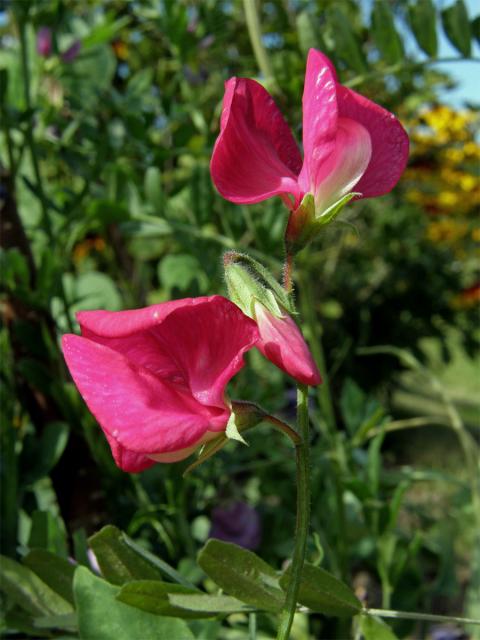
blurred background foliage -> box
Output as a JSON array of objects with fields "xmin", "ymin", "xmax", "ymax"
[{"xmin": 0, "ymin": 0, "xmax": 479, "ymax": 638}]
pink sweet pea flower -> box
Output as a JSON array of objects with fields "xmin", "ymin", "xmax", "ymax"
[
  {"xmin": 210, "ymin": 49, "xmax": 409, "ymax": 227},
  {"xmin": 62, "ymin": 296, "xmax": 259, "ymax": 472},
  {"xmin": 253, "ymin": 301, "xmax": 321, "ymax": 387}
]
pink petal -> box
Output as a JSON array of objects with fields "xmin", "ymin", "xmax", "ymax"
[
  {"xmin": 210, "ymin": 77, "xmax": 302, "ymax": 205},
  {"xmin": 336, "ymin": 85, "xmax": 409, "ymax": 198},
  {"xmin": 104, "ymin": 433, "xmax": 156, "ymax": 473},
  {"xmin": 313, "ymin": 117, "xmax": 372, "ymax": 213},
  {"xmin": 148, "ymin": 297, "xmax": 259, "ymax": 411},
  {"xmin": 254, "ymin": 302, "xmax": 321, "ymax": 386},
  {"xmin": 77, "ymin": 298, "xmax": 197, "ymax": 338},
  {"xmin": 62, "ymin": 334, "xmax": 226, "ymax": 456},
  {"xmin": 298, "ymin": 49, "xmax": 339, "ymax": 196}
]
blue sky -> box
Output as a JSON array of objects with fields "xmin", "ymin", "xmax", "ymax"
[
  {"xmin": 434, "ymin": 0, "xmax": 480, "ymax": 106},
  {"xmin": 359, "ymin": 0, "xmax": 480, "ymax": 107}
]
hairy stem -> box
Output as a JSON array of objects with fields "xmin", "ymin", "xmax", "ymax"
[{"xmin": 276, "ymin": 383, "xmax": 310, "ymax": 640}]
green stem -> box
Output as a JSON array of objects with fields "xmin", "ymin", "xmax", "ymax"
[
  {"xmin": 276, "ymin": 383, "xmax": 310, "ymax": 640},
  {"xmin": 264, "ymin": 414, "xmax": 301, "ymax": 446},
  {"xmin": 365, "ymin": 608, "xmax": 480, "ymax": 627},
  {"xmin": 248, "ymin": 612, "xmax": 257, "ymax": 640},
  {"xmin": 297, "ymin": 271, "xmax": 336, "ymax": 437},
  {"xmin": 297, "ymin": 270, "xmax": 348, "ymax": 578},
  {"xmin": 17, "ymin": 17, "xmax": 74, "ymax": 333},
  {"xmin": 242, "ymin": 0, "xmax": 277, "ymax": 87}
]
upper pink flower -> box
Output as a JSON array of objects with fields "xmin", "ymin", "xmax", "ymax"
[
  {"xmin": 210, "ymin": 49, "xmax": 409, "ymax": 218},
  {"xmin": 62, "ymin": 296, "xmax": 259, "ymax": 472}
]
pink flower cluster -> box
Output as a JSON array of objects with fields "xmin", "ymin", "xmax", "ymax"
[{"xmin": 62, "ymin": 50, "xmax": 408, "ymax": 472}]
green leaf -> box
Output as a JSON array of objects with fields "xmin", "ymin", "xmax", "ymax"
[
  {"xmin": 0, "ymin": 555, "xmax": 73, "ymax": 617},
  {"xmin": 198, "ymin": 539, "xmax": 284, "ymax": 611},
  {"xmin": 28, "ymin": 510, "xmax": 68, "ymax": 558},
  {"xmin": 117, "ymin": 581, "xmax": 201, "ymax": 618},
  {"xmin": 23, "ymin": 549, "xmax": 75, "ymax": 605},
  {"xmin": 89, "ymin": 525, "xmax": 192, "ymax": 587},
  {"xmin": 279, "ymin": 563, "xmax": 362, "ymax": 617},
  {"xmin": 22, "ymin": 421, "xmax": 69, "ymax": 486},
  {"xmin": 359, "ymin": 614, "xmax": 399, "ymax": 639},
  {"xmin": 117, "ymin": 580, "xmax": 250, "ymax": 618},
  {"xmin": 408, "ymin": 0, "xmax": 438, "ymax": 57},
  {"xmin": 158, "ymin": 254, "xmax": 208, "ymax": 293},
  {"xmin": 82, "ymin": 16, "xmax": 131, "ymax": 49},
  {"xmin": 144, "ymin": 166, "xmax": 164, "ymax": 211},
  {"xmin": 33, "ymin": 613, "xmax": 78, "ymax": 632},
  {"xmin": 169, "ymin": 593, "xmax": 252, "ymax": 615},
  {"xmin": 442, "ymin": 0, "xmax": 472, "ymax": 57},
  {"xmin": 72, "ymin": 528, "xmax": 90, "ymax": 567},
  {"xmin": 327, "ymin": 8, "xmax": 367, "ymax": 73},
  {"xmin": 340, "ymin": 378, "xmax": 367, "ymax": 435},
  {"xmin": 116, "ymin": 580, "xmax": 200, "ymax": 618},
  {"xmin": 472, "ymin": 15, "xmax": 480, "ymax": 44},
  {"xmin": 88, "ymin": 525, "xmax": 165, "ymax": 585},
  {"xmin": 371, "ymin": 0, "xmax": 404, "ymax": 64},
  {"xmin": 296, "ymin": 12, "xmax": 326, "ymax": 56},
  {"xmin": 74, "ymin": 567, "xmax": 194, "ymax": 640}
]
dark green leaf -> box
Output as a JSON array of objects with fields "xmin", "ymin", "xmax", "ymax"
[
  {"xmin": 408, "ymin": 0, "xmax": 438, "ymax": 57},
  {"xmin": 72, "ymin": 528, "xmax": 90, "ymax": 567},
  {"xmin": 33, "ymin": 613, "xmax": 78, "ymax": 632},
  {"xmin": 117, "ymin": 580, "xmax": 250, "ymax": 618},
  {"xmin": 359, "ymin": 614, "xmax": 399, "ymax": 639},
  {"xmin": 23, "ymin": 549, "xmax": 75, "ymax": 605},
  {"xmin": 23, "ymin": 422, "xmax": 70, "ymax": 486},
  {"xmin": 442, "ymin": 0, "xmax": 472, "ymax": 57},
  {"xmin": 0, "ymin": 555, "xmax": 73, "ymax": 617},
  {"xmin": 197, "ymin": 539, "xmax": 283, "ymax": 612},
  {"xmin": 89, "ymin": 525, "xmax": 191, "ymax": 587},
  {"xmin": 117, "ymin": 580, "xmax": 202, "ymax": 618},
  {"xmin": 472, "ymin": 15, "xmax": 480, "ymax": 44},
  {"xmin": 371, "ymin": 1, "xmax": 404, "ymax": 64},
  {"xmin": 328, "ymin": 8, "xmax": 367, "ymax": 73},
  {"xmin": 280, "ymin": 563, "xmax": 362, "ymax": 617},
  {"xmin": 74, "ymin": 567, "xmax": 194, "ymax": 640},
  {"xmin": 28, "ymin": 510, "xmax": 68, "ymax": 558}
]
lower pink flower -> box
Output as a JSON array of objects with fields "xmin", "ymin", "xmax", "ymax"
[
  {"xmin": 62, "ymin": 296, "xmax": 259, "ymax": 472},
  {"xmin": 253, "ymin": 302, "xmax": 321, "ymax": 387}
]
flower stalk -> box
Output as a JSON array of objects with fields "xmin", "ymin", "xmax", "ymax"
[{"xmin": 276, "ymin": 383, "xmax": 311, "ymax": 640}]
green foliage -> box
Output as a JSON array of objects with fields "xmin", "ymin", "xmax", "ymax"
[
  {"xmin": 74, "ymin": 566, "xmax": 194, "ymax": 640},
  {"xmin": 280, "ymin": 563, "xmax": 362, "ymax": 617},
  {"xmin": 198, "ymin": 539, "xmax": 284, "ymax": 612},
  {"xmin": 1, "ymin": 0, "xmax": 478, "ymax": 638}
]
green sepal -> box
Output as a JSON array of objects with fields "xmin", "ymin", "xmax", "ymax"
[
  {"xmin": 223, "ymin": 251, "xmax": 294, "ymax": 317},
  {"xmin": 286, "ymin": 192, "xmax": 357, "ymax": 254},
  {"xmin": 184, "ymin": 401, "xmax": 266, "ymax": 475}
]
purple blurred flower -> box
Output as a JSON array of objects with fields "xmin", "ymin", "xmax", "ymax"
[
  {"xmin": 210, "ymin": 501, "xmax": 261, "ymax": 550},
  {"xmin": 61, "ymin": 40, "xmax": 81, "ymax": 63},
  {"xmin": 431, "ymin": 626, "xmax": 467, "ymax": 640},
  {"xmin": 199, "ymin": 34, "xmax": 215, "ymax": 50},
  {"xmin": 37, "ymin": 27, "xmax": 52, "ymax": 58}
]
